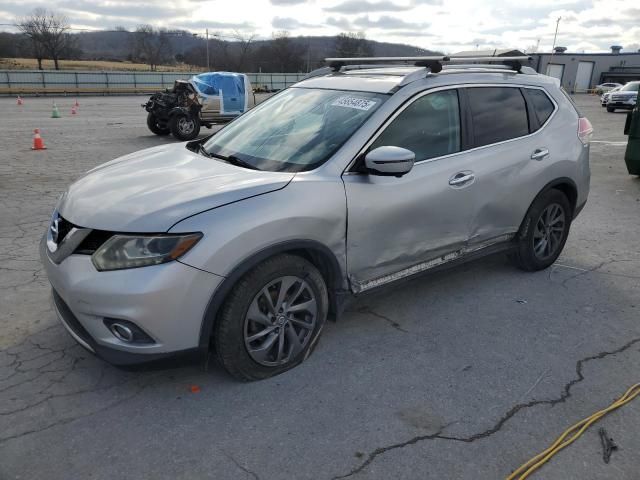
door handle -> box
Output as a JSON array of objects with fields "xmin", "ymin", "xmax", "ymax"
[
  {"xmin": 449, "ymin": 171, "xmax": 475, "ymax": 187},
  {"xmin": 531, "ymin": 148, "xmax": 550, "ymax": 161}
]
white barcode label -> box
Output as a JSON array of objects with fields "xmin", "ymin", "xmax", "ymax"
[{"xmin": 331, "ymin": 96, "xmax": 377, "ymax": 111}]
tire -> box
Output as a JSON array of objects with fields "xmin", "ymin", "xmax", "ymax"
[
  {"xmin": 512, "ymin": 189, "xmax": 572, "ymax": 272},
  {"xmin": 146, "ymin": 112, "xmax": 170, "ymax": 135},
  {"xmin": 607, "ymin": 106, "xmax": 615, "ymax": 113},
  {"xmin": 214, "ymin": 254, "xmax": 329, "ymax": 381},
  {"xmin": 169, "ymin": 113, "xmax": 200, "ymax": 141}
]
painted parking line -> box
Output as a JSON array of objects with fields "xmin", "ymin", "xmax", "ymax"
[{"xmin": 591, "ymin": 141, "xmax": 627, "ymax": 146}]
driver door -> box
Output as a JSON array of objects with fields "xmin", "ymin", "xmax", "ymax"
[{"xmin": 343, "ymin": 88, "xmax": 477, "ymax": 291}]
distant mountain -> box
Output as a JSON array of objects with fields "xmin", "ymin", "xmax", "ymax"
[{"xmin": 0, "ymin": 30, "xmax": 441, "ymax": 72}]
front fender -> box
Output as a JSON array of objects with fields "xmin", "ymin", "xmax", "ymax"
[
  {"xmin": 169, "ymin": 176, "xmax": 349, "ymax": 347},
  {"xmin": 171, "ymin": 176, "xmax": 347, "ymax": 283}
]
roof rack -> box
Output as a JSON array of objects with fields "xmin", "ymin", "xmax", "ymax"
[
  {"xmin": 324, "ymin": 55, "xmax": 532, "ymax": 73},
  {"xmin": 448, "ymin": 56, "xmax": 532, "ymax": 72},
  {"xmin": 325, "ymin": 56, "xmax": 450, "ymax": 73}
]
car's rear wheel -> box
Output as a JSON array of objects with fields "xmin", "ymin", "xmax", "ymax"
[
  {"xmin": 512, "ymin": 189, "xmax": 572, "ymax": 271},
  {"xmin": 146, "ymin": 112, "xmax": 170, "ymax": 135},
  {"xmin": 214, "ymin": 254, "xmax": 328, "ymax": 381},
  {"xmin": 607, "ymin": 106, "xmax": 615, "ymax": 112},
  {"xmin": 169, "ymin": 113, "xmax": 200, "ymax": 141}
]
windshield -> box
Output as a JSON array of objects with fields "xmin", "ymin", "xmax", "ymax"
[
  {"xmin": 203, "ymin": 87, "xmax": 387, "ymax": 172},
  {"xmin": 620, "ymin": 82, "xmax": 639, "ymax": 92}
]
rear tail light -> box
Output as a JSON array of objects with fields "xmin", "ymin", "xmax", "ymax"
[{"xmin": 578, "ymin": 117, "xmax": 593, "ymax": 145}]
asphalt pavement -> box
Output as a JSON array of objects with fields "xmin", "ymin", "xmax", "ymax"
[{"xmin": 0, "ymin": 94, "xmax": 639, "ymax": 479}]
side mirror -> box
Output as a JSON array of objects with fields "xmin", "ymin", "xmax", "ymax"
[{"xmin": 364, "ymin": 146, "xmax": 415, "ymax": 177}]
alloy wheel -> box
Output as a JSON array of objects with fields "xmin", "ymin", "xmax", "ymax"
[
  {"xmin": 178, "ymin": 117, "xmax": 195, "ymax": 135},
  {"xmin": 244, "ymin": 276, "xmax": 317, "ymax": 367},
  {"xmin": 533, "ymin": 203, "xmax": 566, "ymax": 260}
]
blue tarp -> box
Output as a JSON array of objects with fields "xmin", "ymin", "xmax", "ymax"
[{"xmin": 190, "ymin": 72, "xmax": 245, "ymax": 98}]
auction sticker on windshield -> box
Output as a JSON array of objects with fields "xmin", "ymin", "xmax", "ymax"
[{"xmin": 331, "ymin": 96, "xmax": 377, "ymax": 111}]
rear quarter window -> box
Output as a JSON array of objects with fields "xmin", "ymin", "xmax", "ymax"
[
  {"xmin": 526, "ymin": 88, "xmax": 556, "ymax": 127},
  {"xmin": 466, "ymin": 87, "xmax": 529, "ymax": 147}
]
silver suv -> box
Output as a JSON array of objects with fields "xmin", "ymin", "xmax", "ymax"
[{"xmin": 41, "ymin": 56, "xmax": 592, "ymax": 380}]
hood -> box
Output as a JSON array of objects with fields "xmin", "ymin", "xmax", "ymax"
[
  {"xmin": 58, "ymin": 143, "xmax": 294, "ymax": 232},
  {"xmin": 614, "ymin": 91, "xmax": 637, "ymax": 97}
]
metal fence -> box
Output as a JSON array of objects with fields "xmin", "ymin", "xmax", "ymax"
[{"xmin": 0, "ymin": 70, "xmax": 308, "ymax": 95}]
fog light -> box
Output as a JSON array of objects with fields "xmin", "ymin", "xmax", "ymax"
[
  {"xmin": 109, "ymin": 323, "xmax": 133, "ymax": 342},
  {"xmin": 104, "ymin": 318, "xmax": 155, "ymax": 344}
]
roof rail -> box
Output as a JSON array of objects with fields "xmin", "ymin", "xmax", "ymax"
[
  {"xmin": 325, "ymin": 56, "xmax": 450, "ymax": 73},
  {"xmin": 448, "ymin": 56, "xmax": 532, "ymax": 72},
  {"xmin": 324, "ymin": 55, "xmax": 532, "ymax": 73}
]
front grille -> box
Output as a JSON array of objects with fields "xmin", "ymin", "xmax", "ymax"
[
  {"xmin": 611, "ymin": 94, "xmax": 633, "ymax": 102},
  {"xmin": 56, "ymin": 216, "xmax": 74, "ymax": 244},
  {"xmin": 56, "ymin": 216, "xmax": 112, "ymax": 254},
  {"xmin": 52, "ymin": 289, "xmax": 94, "ymax": 347},
  {"xmin": 75, "ymin": 230, "xmax": 113, "ymax": 254}
]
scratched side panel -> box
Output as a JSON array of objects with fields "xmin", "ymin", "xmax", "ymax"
[{"xmin": 343, "ymin": 151, "xmax": 480, "ymax": 289}]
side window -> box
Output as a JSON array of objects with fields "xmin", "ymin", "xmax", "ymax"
[
  {"xmin": 467, "ymin": 87, "xmax": 529, "ymax": 147},
  {"xmin": 370, "ymin": 89, "xmax": 461, "ymax": 161},
  {"xmin": 527, "ymin": 89, "xmax": 555, "ymax": 127}
]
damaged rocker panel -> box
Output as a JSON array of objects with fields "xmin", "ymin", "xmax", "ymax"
[{"xmin": 352, "ymin": 233, "xmax": 515, "ymax": 293}]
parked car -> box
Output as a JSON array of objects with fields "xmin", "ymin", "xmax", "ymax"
[
  {"xmin": 607, "ymin": 81, "xmax": 639, "ymax": 112},
  {"xmin": 595, "ymin": 82, "xmax": 622, "ymax": 95},
  {"xmin": 42, "ymin": 57, "xmax": 592, "ymax": 380},
  {"xmin": 143, "ymin": 72, "xmax": 255, "ymax": 140},
  {"xmin": 601, "ymin": 85, "xmax": 621, "ymax": 106}
]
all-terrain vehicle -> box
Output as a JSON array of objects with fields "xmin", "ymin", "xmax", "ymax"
[{"xmin": 143, "ymin": 72, "xmax": 255, "ymax": 141}]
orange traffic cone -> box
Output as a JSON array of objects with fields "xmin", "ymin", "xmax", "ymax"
[
  {"xmin": 71, "ymin": 105, "xmax": 77, "ymax": 115},
  {"xmin": 17, "ymin": 96, "xmax": 23, "ymax": 106},
  {"xmin": 31, "ymin": 129, "xmax": 46, "ymax": 150}
]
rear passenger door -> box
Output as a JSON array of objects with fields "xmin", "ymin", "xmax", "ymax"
[{"xmin": 461, "ymin": 86, "xmax": 556, "ymax": 246}]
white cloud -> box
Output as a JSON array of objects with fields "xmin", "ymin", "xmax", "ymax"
[{"xmin": 0, "ymin": 0, "xmax": 635, "ymax": 53}]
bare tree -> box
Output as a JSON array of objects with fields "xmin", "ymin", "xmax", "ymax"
[
  {"xmin": 333, "ymin": 32, "xmax": 373, "ymax": 58},
  {"xmin": 265, "ymin": 31, "xmax": 306, "ymax": 72},
  {"xmin": 231, "ymin": 30, "xmax": 257, "ymax": 71},
  {"xmin": 131, "ymin": 25, "xmax": 173, "ymax": 71},
  {"xmin": 17, "ymin": 9, "xmax": 70, "ymax": 70}
]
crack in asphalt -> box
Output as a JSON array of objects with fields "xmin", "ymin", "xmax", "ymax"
[
  {"xmin": 559, "ymin": 258, "xmax": 640, "ymax": 288},
  {"xmin": 0, "ymin": 324, "xmax": 169, "ymax": 444},
  {"xmin": 0, "ymin": 379, "xmax": 157, "ymax": 445},
  {"xmin": 221, "ymin": 450, "xmax": 261, "ymax": 480},
  {"xmin": 332, "ymin": 336, "xmax": 640, "ymax": 479},
  {"xmin": 354, "ymin": 306, "xmax": 409, "ymax": 333}
]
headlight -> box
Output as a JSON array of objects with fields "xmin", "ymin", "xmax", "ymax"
[{"xmin": 92, "ymin": 233, "xmax": 202, "ymax": 271}]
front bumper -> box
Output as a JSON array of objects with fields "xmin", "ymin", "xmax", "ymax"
[
  {"xmin": 609, "ymin": 99, "xmax": 636, "ymax": 110},
  {"xmin": 40, "ymin": 236, "xmax": 223, "ymax": 365}
]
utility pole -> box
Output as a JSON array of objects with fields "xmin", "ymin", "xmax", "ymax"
[
  {"xmin": 551, "ymin": 16, "xmax": 561, "ymax": 53},
  {"xmin": 206, "ymin": 28, "xmax": 210, "ymax": 71}
]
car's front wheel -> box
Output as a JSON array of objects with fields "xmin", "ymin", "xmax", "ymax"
[
  {"xmin": 214, "ymin": 254, "xmax": 328, "ymax": 381},
  {"xmin": 169, "ymin": 113, "xmax": 201, "ymax": 141},
  {"xmin": 607, "ymin": 106, "xmax": 615, "ymax": 113},
  {"xmin": 146, "ymin": 112, "xmax": 170, "ymax": 135},
  {"xmin": 512, "ymin": 189, "xmax": 572, "ymax": 271}
]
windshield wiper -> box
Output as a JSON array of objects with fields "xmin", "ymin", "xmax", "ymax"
[
  {"xmin": 208, "ymin": 151, "xmax": 259, "ymax": 170},
  {"xmin": 197, "ymin": 143, "xmax": 211, "ymax": 157}
]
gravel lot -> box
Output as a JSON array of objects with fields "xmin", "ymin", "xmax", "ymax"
[{"xmin": 0, "ymin": 94, "xmax": 639, "ymax": 480}]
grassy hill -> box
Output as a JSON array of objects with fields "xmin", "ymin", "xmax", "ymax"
[{"xmin": 0, "ymin": 57, "xmax": 202, "ymax": 72}]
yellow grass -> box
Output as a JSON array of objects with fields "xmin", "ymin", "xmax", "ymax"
[{"xmin": 0, "ymin": 57, "xmax": 205, "ymax": 72}]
